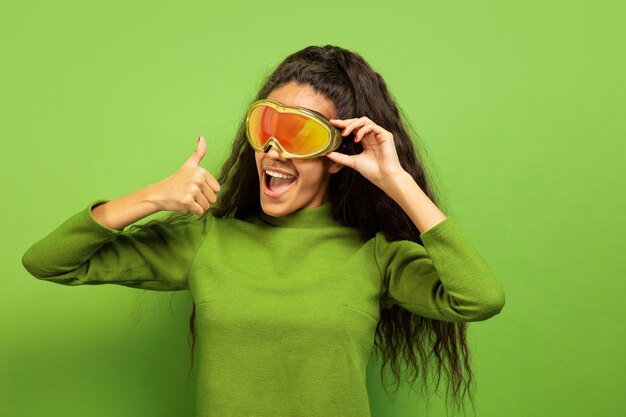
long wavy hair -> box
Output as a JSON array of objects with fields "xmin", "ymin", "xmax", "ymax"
[{"xmin": 127, "ymin": 44, "xmax": 476, "ymax": 417}]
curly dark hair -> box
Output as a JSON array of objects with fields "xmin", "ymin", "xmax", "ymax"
[{"xmin": 128, "ymin": 44, "xmax": 476, "ymax": 417}]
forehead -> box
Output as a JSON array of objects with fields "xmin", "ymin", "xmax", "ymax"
[{"xmin": 266, "ymin": 82, "xmax": 336, "ymax": 119}]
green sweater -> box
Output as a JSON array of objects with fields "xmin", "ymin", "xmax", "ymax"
[{"xmin": 21, "ymin": 198, "xmax": 505, "ymax": 417}]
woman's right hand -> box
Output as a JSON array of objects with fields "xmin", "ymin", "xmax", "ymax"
[{"xmin": 149, "ymin": 136, "xmax": 221, "ymax": 216}]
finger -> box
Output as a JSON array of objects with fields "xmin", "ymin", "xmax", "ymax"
[
  {"xmin": 184, "ymin": 194, "xmax": 207, "ymax": 216},
  {"xmin": 354, "ymin": 123, "xmax": 376, "ymax": 142},
  {"xmin": 183, "ymin": 136, "xmax": 207, "ymax": 168},
  {"xmin": 341, "ymin": 117, "xmax": 373, "ymax": 137},
  {"xmin": 328, "ymin": 118, "xmax": 358, "ymax": 126},
  {"xmin": 355, "ymin": 123, "xmax": 388, "ymax": 142},
  {"xmin": 197, "ymin": 179, "xmax": 217, "ymax": 205},
  {"xmin": 325, "ymin": 151, "xmax": 356, "ymax": 170},
  {"xmin": 194, "ymin": 184, "xmax": 212, "ymax": 210},
  {"xmin": 191, "ymin": 201, "xmax": 206, "ymax": 216},
  {"xmin": 202, "ymin": 170, "xmax": 221, "ymax": 193}
]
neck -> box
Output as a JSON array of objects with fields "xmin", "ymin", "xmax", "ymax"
[{"xmin": 259, "ymin": 201, "xmax": 340, "ymax": 228}]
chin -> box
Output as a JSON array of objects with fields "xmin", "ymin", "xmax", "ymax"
[{"xmin": 260, "ymin": 200, "xmax": 296, "ymax": 217}]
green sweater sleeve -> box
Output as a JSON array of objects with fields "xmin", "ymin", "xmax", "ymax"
[
  {"xmin": 21, "ymin": 199, "xmax": 210, "ymax": 291},
  {"xmin": 375, "ymin": 217, "xmax": 505, "ymax": 322}
]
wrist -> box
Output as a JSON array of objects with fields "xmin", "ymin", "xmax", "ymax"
[
  {"xmin": 138, "ymin": 183, "xmax": 164, "ymax": 213},
  {"xmin": 379, "ymin": 170, "xmax": 413, "ymax": 199}
]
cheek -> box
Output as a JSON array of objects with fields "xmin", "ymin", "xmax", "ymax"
[
  {"xmin": 294, "ymin": 166, "xmax": 327, "ymax": 188},
  {"xmin": 254, "ymin": 155, "xmax": 263, "ymax": 174}
]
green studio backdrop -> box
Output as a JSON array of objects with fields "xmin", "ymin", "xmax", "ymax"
[{"xmin": 1, "ymin": 0, "xmax": 624, "ymax": 416}]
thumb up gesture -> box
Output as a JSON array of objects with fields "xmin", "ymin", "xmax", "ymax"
[{"xmin": 150, "ymin": 136, "xmax": 222, "ymax": 215}]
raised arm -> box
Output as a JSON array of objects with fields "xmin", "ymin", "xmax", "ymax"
[
  {"xmin": 21, "ymin": 197, "xmax": 212, "ymax": 291},
  {"xmin": 376, "ymin": 217, "xmax": 505, "ymax": 322},
  {"xmin": 22, "ymin": 137, "xmax": 221, "ymax": 291}
]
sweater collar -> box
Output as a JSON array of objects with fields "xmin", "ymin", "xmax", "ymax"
[{"xmin": 258, "ymin": 201, "xmax": 341, "ymax": 228}]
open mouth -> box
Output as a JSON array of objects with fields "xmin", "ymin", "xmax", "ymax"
[{"xmin": 263, "ymin": 171, "xmax": 297, "ymax": 198}]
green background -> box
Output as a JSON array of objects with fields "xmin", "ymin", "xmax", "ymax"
[{"xmin": 2, "ymin": 0, "xmax": 625, "ymax": 416}]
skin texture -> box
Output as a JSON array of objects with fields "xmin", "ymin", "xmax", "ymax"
[{"xmin": 255, "ymin": 82, "xmax": 344, "ymax": 217}]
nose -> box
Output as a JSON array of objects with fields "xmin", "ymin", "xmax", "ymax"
[{"xmin": 265, "ymin": 144, "xmax": 289, "ymax": 162}]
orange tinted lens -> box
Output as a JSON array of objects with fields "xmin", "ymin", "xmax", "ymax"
[{"xmin": 248, "ymin": 105, "xmax": 330, "ymax": 154}]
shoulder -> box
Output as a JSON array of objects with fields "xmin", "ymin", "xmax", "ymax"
[
  {"xmin": 373, "ymin": 230, "xmax": 426, "ymax": 253},
  {"xmin": 373, "ymin": 230, "xmax": 428, "ymax": 275}
]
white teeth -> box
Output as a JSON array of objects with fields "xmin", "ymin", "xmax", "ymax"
[{"xmin": 266, "ymin": 170, "xmax": 296, "ymax": 179}]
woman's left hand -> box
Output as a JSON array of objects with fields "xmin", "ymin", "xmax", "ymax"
[{"xmin": 325, "ymin": 116, "xmax": 407, "ymax": 190}]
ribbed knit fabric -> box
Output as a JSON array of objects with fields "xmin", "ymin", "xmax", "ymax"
[{"xmin": 22, "ymin": 199, "xmax": 505, "ymax": 417}]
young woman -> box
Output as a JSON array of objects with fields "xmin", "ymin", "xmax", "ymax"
[{"xmin": 22, "ymin": 44, "xmax": 505, "ymax": 417}]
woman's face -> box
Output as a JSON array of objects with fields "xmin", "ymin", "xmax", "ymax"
[{"xmin": 254, "ymin": 81, "xmax": 344, "ymax": 217}]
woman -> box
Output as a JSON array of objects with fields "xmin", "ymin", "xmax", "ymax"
[{"xmin": 22, "ymin": 44, "xmax": 505, "ymax": 417}]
